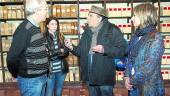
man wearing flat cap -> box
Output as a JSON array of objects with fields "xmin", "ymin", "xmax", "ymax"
[{"xmin": 65, "ymin": 5, "xmax": 127, "ymax": 96}]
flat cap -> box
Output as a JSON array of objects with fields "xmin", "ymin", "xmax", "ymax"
[{"xmin": 89, "ymin": 5, "xmax": 108, "ymax": 17}]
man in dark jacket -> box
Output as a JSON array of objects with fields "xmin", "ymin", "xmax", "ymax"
[{"xmin": 65, "ymin": 5, "xmax": 127, "ymax": 96}]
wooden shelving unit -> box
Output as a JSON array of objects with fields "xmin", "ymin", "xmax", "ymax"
[{"xmin": 0, "ymin": 0, "xmax": 170, "ymax": 96}]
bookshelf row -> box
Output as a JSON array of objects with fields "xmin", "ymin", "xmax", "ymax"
[
  {"xmin": 0, "ymin": 5, "xmax": 24, "ymax": 19},
  {"xmin": 0, "ymin": 3, "xmax": 170, "ymax": 18},
  {"xmin": 0, "ymin": 21, "xmax": 170, "ymax": 35}
]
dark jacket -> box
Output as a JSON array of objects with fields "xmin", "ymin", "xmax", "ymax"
[
  {"xmin": 70, "ymin": 19, "xmax": 127, "ymax": 85},
  {"xmin": 45, "ymin": 31, "xmax": 69, "ymax": 73}
]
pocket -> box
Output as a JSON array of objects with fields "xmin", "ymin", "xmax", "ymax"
[
  {"xmin": 102, "ymin": 33, "xmax": 113, "ymax": 44},
  {"xmin": 103, "ymin": 33, "xmax": 113, "ymax": 39}
]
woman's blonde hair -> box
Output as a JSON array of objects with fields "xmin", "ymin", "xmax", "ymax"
[{"xmin": 133, "ymin": 3, "xmax": 157, "ymax": 28}]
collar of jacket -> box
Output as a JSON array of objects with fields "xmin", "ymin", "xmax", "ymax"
[
  {"xmin": 84, "ymin": 19, "xmax": 110, "ymax": 36},
  {"xmin": 90, "ymin": 21, "xmax": 103, "ymax": 33}
]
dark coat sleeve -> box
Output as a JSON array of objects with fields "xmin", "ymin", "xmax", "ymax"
[
  {"xmin": 103, "ymin": 25, "xmax": 127, "ymax": 58},
  {"xmin": 70, "ymin": 32, "xmax": 87, "ymax": 57},
  {"xmin": 7, "ymin": 27, "xmax": 28, "ymax": 78}
]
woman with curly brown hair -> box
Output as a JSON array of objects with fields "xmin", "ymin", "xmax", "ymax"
[{"xmin": 44, "ymin": 17, "xmax": 69, "ymax": 96}]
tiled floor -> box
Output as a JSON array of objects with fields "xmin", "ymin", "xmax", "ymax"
[
  {"xmin": 0, "ymin": 83, "xmax": 128, "ymax": 96},
  {"xmin": 1, "ymin": 87, "xmax": 170, "ymax": 96},
  {"xmin": 0, "ymin": 89, "xmax": 128, "ymax": 96},
  {"xmin": 0, "ymin": 90, "xmax": 127, "ymax": 96},
  {"xmin": 0, "ymin": 90, "xmax": 20, "ymax": 96},
  {"xmin": 1, "ymin": 81, "xmax": 170, "ymax": 96}
]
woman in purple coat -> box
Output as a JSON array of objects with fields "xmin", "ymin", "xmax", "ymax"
[{"xmin": 124, "ymin": 3, "xmax": 165, "ymax": 96}]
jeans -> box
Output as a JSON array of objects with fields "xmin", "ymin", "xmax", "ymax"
[
  {"xmin": 17, "ymin": 74, "xmax": 47, "ymax": 96},
  {"xmin": 88, "ymin": 84, "xmax": 113, "ymax": 96},
  {"xmin": 46, "ymin": 72, "xmax": 66, "ymax": 96}
]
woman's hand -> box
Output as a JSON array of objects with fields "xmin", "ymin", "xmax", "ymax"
[
  {"xmin": 124, "ymin": 77, "xmax": 133, "ymax": 90},
  {"xmin": 60, "ymin": 48, "xmax": 64, "ymax": 53}
]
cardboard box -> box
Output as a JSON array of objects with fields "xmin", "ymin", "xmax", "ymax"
[
  {"xmin": 70, "ymin": 5, "xmax": 77, "ymax": 17},
  {"xmin": 162, "ymin": 55, "xmax": 166, "ymax": 64}
]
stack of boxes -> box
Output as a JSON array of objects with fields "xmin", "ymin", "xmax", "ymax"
[{"xmin": 160, "ymin": 2, "xmax": 170, "ymax": 80}]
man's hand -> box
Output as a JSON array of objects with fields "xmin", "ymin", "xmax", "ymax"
[{"xmin": 92, "ymin": 45, "xmax": 104, "ymax": 53}]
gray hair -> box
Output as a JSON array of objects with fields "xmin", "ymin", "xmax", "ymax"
[{"xmin": 25, "ymin": 0, "xmax": 46, "ymax": 16}]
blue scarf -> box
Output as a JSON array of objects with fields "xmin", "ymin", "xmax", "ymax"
[
  {"xmin": 135, "ymin": 24, "xmax": 156, "ymax": 37},
  {"xmin": 127, "ymin": 24, "xmax": 156, "ymax": 75},
  {"xmin": 128, "ymin": 24, "xmax": 156, "ymax": 54}
]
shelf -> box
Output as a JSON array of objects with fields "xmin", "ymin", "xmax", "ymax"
[
  {"xmin": 160, "ymin": 0, "xmax": 170, "ymax": 2},
  {"xmin": 79, "ymin": 17, "xmax": 131, "ymax": 19},
  {"xmin": 164, "ymin": 47, "xmax": 170, "ymax": 51},
  {"xmin": 130, "ymin": 0, "xmax": 158, "ymax": 3},
  {"xmin": 64, "ymin": 35, "xmax": 79, "ymax": 39},
  {"xmin": 1, "ymin": 35, "xmax": 13, "ymax": 37},
  {"xmin": 79, "ymin": 1, "xmax": 104, "ymax": 4},
  {"xmin": 0, "ymin": 67, "xmax": 8, "ymax": 70},
  {"xmin": 0, "ymin": 1, "xmax": 23, "ymax": 5},
  {"xmin": 161, "ymin": 64, "xmax": 170, "ymax": 69},
  {"xmin": 109, "ymin": 17, "xmax": 131, "ymax": 19},
  {"xmin": 105, "ymin": 0, "xmax": 156, "ymax": 3},
  {"xmin": 164, "ymin": 51, "xmax": 170, "ymax": 55},
  {"xmin": 52, "ymin": 1, "xmax": 77, "ymax": 4},
  {"xmin": 79, "ymin": 17, "xmax": 87, "ymax": 19},
  {"xmin": 160, "ymin": 16, "xmax": 170, "ymax": 18},
  {"xmin": 1, "ymin": 51, "xmax": 8, "ymax": 53},
  {"xmin": 0, "ymin": 18, "xmax": 24, "ymax": 22},
  {"xmin": 0, "ymin": 1, "xmax": 52, "ymax": 5},
  {"xmin": 105, "ymin": 0, "xmax": 131, "ymax": 3},
  {"xmin": 162, "ymin": 33, "xmax": 170, "ymax": 35},
  {"xmin": 57, "ymin": 17, "xmax": 78, "ymax": 20}
]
